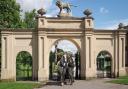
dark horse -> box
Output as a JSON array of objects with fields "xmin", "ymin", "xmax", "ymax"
[
  {"xmin": 58, "ymin": 54, "xmax": 74, "ymax": 86},
  {"xmin": 58, "ymin": 54, "xmax": 68, "ymax": 86}
]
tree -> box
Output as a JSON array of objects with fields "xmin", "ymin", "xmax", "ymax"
[
  {"xmin": 0, "ymin": 0, "xmax": 22, "ymax": 28},
  {"xmin": 23, "ymin": 9, "xmax": 37, "ymax": 28}
]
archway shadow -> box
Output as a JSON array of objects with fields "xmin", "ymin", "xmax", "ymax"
[{"xmin": 46, "ymin": 81, "xmax": 60, "ymax": 86}]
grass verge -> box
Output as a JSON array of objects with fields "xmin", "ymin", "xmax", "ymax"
[
  {"xmin": 108, "ymin": 76, "xmax": 128, "ymax": 85},
  {"xmin": 0, "ymin": 82, "xmax": 42, "ymax": 89}
]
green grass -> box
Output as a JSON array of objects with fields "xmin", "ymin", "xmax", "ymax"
[
  {"xmin": 108, "ymin": 76, "xmax": 128, "ymax": 85},
  {"xmin": 0, "ymin": 82, "xmax": 41, "ymax": 89}
]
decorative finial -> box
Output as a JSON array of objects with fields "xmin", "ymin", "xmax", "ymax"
[
  {"xmin": 118, "ymin": 23, "xmax": 124, "ymax": 29},
  {"xmin": 83, "ymin": 9, "xmax": 92, "ymax": 17},
  {"xmin": 37, "ymin": 8, "xmax": 46, "ymax": 16}
]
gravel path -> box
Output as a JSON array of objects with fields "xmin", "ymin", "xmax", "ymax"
[{"xmin": 37, "ymin": 79, "xmax": 128, "ymax": 89}]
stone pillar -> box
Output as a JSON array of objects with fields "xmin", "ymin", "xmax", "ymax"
[
  {"xmin": 84, "ymin": 30, "xmax": 96, "ymax": 79},
  {"xmin": 37, "ymin": 16, "xmax": 47, "ymax": 28},
  {"xmin": 82, "ymin": 13, "xmax": 96, "ymax": 79},
  {"xmin": 1, "ymin": 33, "xmax": 15, "ymax": 81},
  {"xmin": 37, "ymin": 16, "xmax": 49, "ymax": 81},
  {"xmin": 80, "ymin": 33, "xmax": 86, "ymax": 79},
  {"xmin": 37, "ymin": 33, "xmax": 49, "ymax": 81},
  {"xmin": 32, "ymin": 34, "xmax": 38, "ymax": 80},
  {"xmin": 113, "ymin": 32, "xmax": 118, "ymax": 77},
  {"xmin": 84, "ymin": 17, "xmax": 94, "ymax": 29},
  {"xmin": 117, "ymin": 30, "xmax": 126, "ymax": 76}
]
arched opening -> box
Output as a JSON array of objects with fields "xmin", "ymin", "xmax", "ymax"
[
  {"xmin": 96, "ymin": 51, "xmax": 112, "ymax": 78},
  {"xmin": 49, "ymin": 39, "xmax": 81, "ymax": 81},
  {"xmin": 16, "ymin": 51, "xmax": 32, "ymax": 81}
]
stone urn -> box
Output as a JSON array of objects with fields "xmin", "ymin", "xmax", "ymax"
[
  {"xmin": 118, "ymin": 23, "xmax": 124, "ymax": 29},
  {"xmin": 37, "ymin": 8, "xmax": 46, "ymax": 16},
  {"xmin": 83, "ymin": 9, "xmax": 92, "ymax": 17}
]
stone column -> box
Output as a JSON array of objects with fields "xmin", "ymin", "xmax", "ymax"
[
  {"xmin": 1, "ymin": 33, "xmax": 15, "ymax": 81},
  {"xmin": 81, "ymin": 15, "xmax": 96, "ymax": 79},
  {"xmin": 117, "ymin": 31, "xmax": 126, "ymax": 76},
  {"xmin": 80, "ymin": 33, "xmax": 86, "ymax": 79},
  {"xmin": 37, "ymin": 16, "xmax": 49, "ymax": 81},
  {"xmin": 113, "ymin": 32, "xmax": 118, "ymax": 77},
  {"xmin": 37, "ymin": 33, "xmax": 49, "ymax": 81},
  {"xmin": 32, "ymin": 33, "xmax": 38, "ymax": 80},
  {"xmin": 84, "ymin": 30, "xmax": 96, "ymax": 79}
]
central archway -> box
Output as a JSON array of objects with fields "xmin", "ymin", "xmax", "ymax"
[{"xmin": 49, "ymin": 39, "xmax": 81, "ymax": 81}]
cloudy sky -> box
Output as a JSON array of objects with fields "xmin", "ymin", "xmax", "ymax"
[
  {"xmin": 51, "ymin": 40, "xmax": 78, "ymax": 54},
  {"xmin": 16, "ymin": 0, "xmax": 128, "ymax": 29},
  {"xmin": 16, "ymin": 0, "xmax": 128, "ymax": 53}
]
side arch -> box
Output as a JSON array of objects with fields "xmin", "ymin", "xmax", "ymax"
[
  {"xmin": 96, "ymin": 50, "xmax": 112, "ymax": 78},
  {"xmin": 95, "ymin": 49, "xmax": 113, "ymax": 59},
  {"xmin": 16, "ymin": 51, "xmax": 33, "ymax": 81}
]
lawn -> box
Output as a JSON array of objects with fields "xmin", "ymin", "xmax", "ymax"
[
  {"xmin": 108, "ymin": 76, "xmax": 128, "ymax": 85},
  {"xmin": 0, "ymin": 82, "xmax": 41, "ymax": 89}
]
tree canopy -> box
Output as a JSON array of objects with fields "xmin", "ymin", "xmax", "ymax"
[
  {"xmin": 23, "ymin": 9, "xmax": 37, "ymax": 28},
  {"xmin": 0, "ymin": 0, "xmax": 37, "ymax": 28},
  {"xmin": 0, "ymin": 0, "xmax": 21, "ymax": 28}
]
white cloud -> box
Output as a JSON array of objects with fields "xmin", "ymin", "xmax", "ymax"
[
  {"xmin": 16, "ymin": 0, "xmax": 53, "ymax": 11},
  {"xmin": 44, "ymin": 8, "xmax": 59, "ymax": 17},
  {"xmin": 16, "ymin": 0, "xmax": 58, "ymax": 17},
  {"xmin": 51, "ymin": 40, "xmax": 78, "ymax": 54},
  {"xmin": 100, "ymin": 7, "xmax": 109, "ymax": 14},
  {"xmin": 96, "ymin": 19, "xmax": 128, "ymax": 29}
]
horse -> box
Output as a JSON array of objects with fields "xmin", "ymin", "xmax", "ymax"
[
  {"xmin": 56, "ymin": 0, "xmax": 72, "ymax": 14},
  {"xmin": 57, "ymin": 54, "xmax": 68, "ymax": 86},
  {"xmin": 66, "ymin": 56, "xmax": 75, "ymax": 85}
]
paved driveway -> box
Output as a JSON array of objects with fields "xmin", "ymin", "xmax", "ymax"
[{"xmin": 37, "ymin": 79, "xmax": 128, "ymax": 89}]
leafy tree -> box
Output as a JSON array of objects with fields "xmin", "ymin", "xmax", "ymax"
[
  {"xmin": 23, "ymin": 9, "xmax": 37, "ymax": 28},
  {"xmin": 0, "ymin": 0, "xmax": 37, "ymax": 28},
  {"xmin": 0, "ymin": 0, "xmax": 22, "ymax": 28}
]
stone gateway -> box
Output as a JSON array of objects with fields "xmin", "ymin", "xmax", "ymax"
[{"xmin": 0, "ymin": 10, "xmax": 128, "ymax": 81}]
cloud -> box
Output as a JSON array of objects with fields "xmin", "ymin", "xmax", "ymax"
[
  {"xmin": 44, "ymin": 8, "xmax": 59, "ymax": 17},
  {"xmin": 100, "ymin": 7, "xmax": 109, "ymax": 14},
  {"xmin": 16, "ymin": 0, "xmax": 53, "ymax": 11},
  {"xmin": 96, "ymin": 19, "xmax": 128, "ymax": 29},
  {"xmin": 16, "ymin": 0, "xmax": 58, "ymax": 17},
  {"xmin": 106, "ymin": 19, "xmax": 128, "ymax": 29},
  {"xmin": 51, "ymin": 40, "xmax": 78, "ymax": 54}
]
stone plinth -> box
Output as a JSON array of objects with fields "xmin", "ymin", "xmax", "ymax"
[{"xmin": 58, "ymin": 12, "xmax": 72, "ymax": 17}]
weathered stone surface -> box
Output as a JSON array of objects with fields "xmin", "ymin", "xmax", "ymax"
[{"xmin": 0, "ymin": 16, "xmax": 127, "ymax": 82}]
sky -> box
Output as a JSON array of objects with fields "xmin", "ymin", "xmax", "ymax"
[
  {"xmin": 51, "ymin": 40, "xmax": 78, "ymax": 54},
  {"xmin": 16, "ymin": 0, "xmax": 128, "ymax": 29},
  {"xmin": 16, "ymin": 0, "xmax": 128, "ymax": 53}
]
